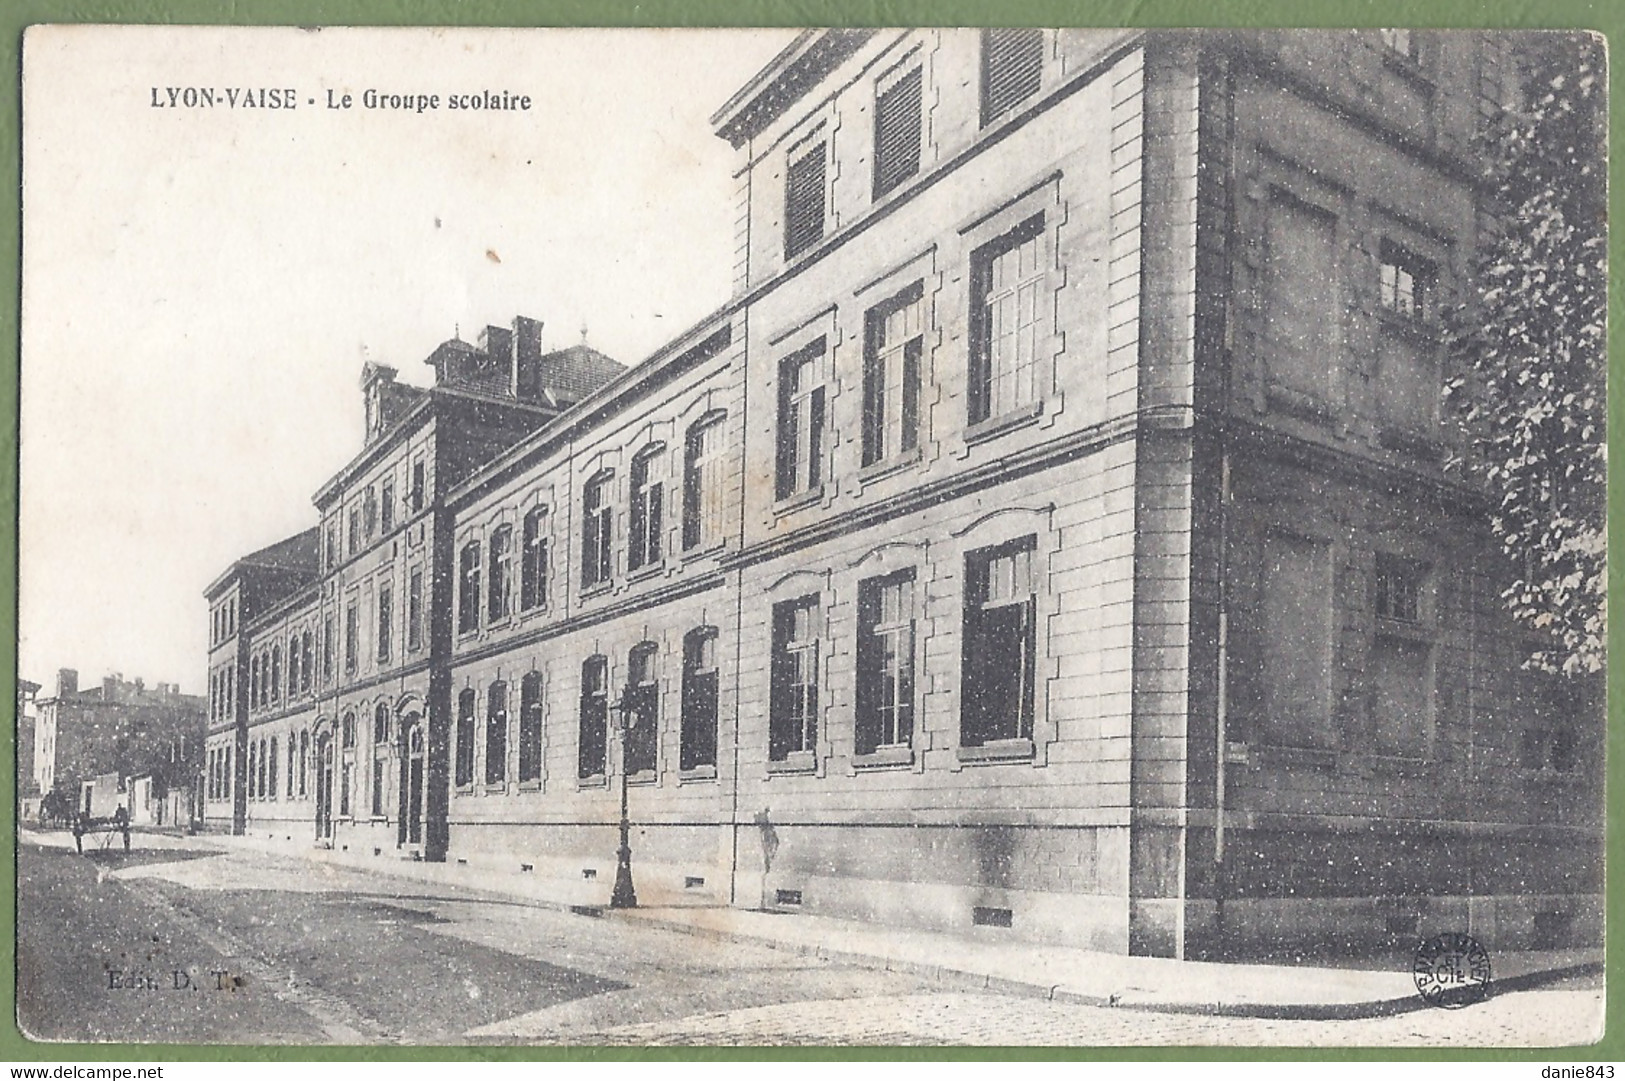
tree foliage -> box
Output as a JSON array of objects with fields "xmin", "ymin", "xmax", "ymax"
[{"xmin": 1443, "ymin": 32, "xmax": 1607, "ymax": 676}]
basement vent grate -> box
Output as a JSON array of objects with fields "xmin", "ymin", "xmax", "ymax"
[
  {"xmin": 775, "ymin": 889, "xmax": 803, "ymax": 906},
  {"xmin": 520, "ymin": 863, "xmax": 534, "ymax": 873},
  {"xmin": 373, "ymin": 848, "xmax": 382, "ymax": 857},
  {"xmin": 570, "ymin": 905, "xmax": 605, "ymax": 918},
  {"xmin": 685, "ymin": 876, "xmax": 705, "ymax": 889},
  {"xmin": 582, "ymin": 868, "xmax": 598, "ymax": 879},
  {"xmin": 973, "ymin": 906, "xmax": 1014, "ymax": 928},
  {"xmin": 1534, "ymin": 910, "xmax": 1575, "ymax": 949},
  {"xmin": 1385, "ymin": 913, "xmax": 1419, "ymax": 936}
]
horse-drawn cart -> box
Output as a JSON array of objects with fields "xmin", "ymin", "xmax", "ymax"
[{"xmin": 73, "ymin": 772, "xmax": 130, "ymax": 853}]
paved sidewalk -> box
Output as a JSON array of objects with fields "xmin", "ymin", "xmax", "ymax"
[{"xmin": 81, "ymin": 827, "xmax": 1605, "ymax": 1021}]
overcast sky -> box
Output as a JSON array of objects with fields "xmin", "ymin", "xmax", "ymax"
[{"xmin": 20, "ymin": 26, "xmax": 798, "ymax": 694}]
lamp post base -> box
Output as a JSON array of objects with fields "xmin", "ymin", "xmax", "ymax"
[{"xmin": 610, "ymin": 848, "xmax": 637, "ymax": 909}]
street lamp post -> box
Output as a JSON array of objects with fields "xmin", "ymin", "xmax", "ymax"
[{"xmin": 609, "ymin": 684, "xmax": 638, "ymax": 909}]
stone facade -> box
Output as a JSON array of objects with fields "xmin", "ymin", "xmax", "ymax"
[{"xmin": 204, "ymin": 29, "xmax": 1602, "ymax": 957}]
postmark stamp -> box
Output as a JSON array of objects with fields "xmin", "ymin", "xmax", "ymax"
[{"xmin": 1413, "ymin": 932, "xmax": 1493, "ymax": 1009}]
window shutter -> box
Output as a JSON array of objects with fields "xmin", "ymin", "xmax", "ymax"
[
  {"xmin": 683, "ymin": 435, "xmax": 702, "ymax": 548},
  {"xmin": 901, "ymin": 338, "xmax": 922, "ymax": 452},
  {"xmin": 982, "ymin": 29, "xmax": 1044, "ymax": 124},
  {"xmin": 855, "ymin": 588, "xmax": 879, "ymax": 754},
  {"xmin": 775, "ymin": 371, "xmax": 797, "ymax": 499},
  {"xmin": 581, "ymin": 507, "xmax": 596, "ymax": 588},
  {"xmin": 769, "ymin": 604, "xmax": 794, "ymax": 760},
  {"xmin": 873, "ymin": 67, "xmax": 922, "ymax": 198},
  {"xmin": 784, "ymin": 142, "xmax": 826, "ymax": 257},
  {"xmin": 808, "ymin": 387, "xmax": 826, "ymax": 489},
  {"xmin": 648, "ymin": 482, "xmax": 663, "ymax": 563},
  {"xmin": 628, "ymin": 484, "xmax": 646, "ymax": 570},
  {"xmin": 862, "ymin": 317, "xmax": 884, "ymax": 466}
]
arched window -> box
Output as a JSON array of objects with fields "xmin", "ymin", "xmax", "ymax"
[
  {"xmin": 287, "ymin": 736, "xmax": 296, "ymax": 799},
  {"xmin": 629, "ymin": 445, "xmax": 665, "ymax": 571},
  {"xmin": 681, "ymin": 627, "xmax": 720, "ymax": 773},
  {"xmin": 247, "ymin": 740, "xmax": 257, "ymax": 799},
  {"xmin": 250, "ymin": 656, "xmax": 260, "ymax": 710},
  {"xmin": 268, "ymin": 736, "xmax": 279, "ymax": 800},
  {"xmin": 458, "ymin": 541, "xmax": 482, "ymax": 634},
  {"xmin": 485, "ymin": 681, "xmax": 508, "ymax": 785},
  {"xmin": 371, "ymin": 703, "xmax": 391, "ymax": 816},
  {"xmin": 298, "ymin": 729, "xmax": 309, "ymax": 798},
  {"xmin": 578, "ymin": 657, "xmax": 608, "ymax": 780},
  {"xmin": 521, "ymin": 508, "xmax": 549, "ymax": 611},
  {"xmin": 581, "ymin": 474, "xmax": 614, "ymax": 588},
  {"xmin": 271, "ymin": 645, "xmax": 281, "ymax": 704},
  {"xmin": 301, "ymin": 631, "xmax": 314, "ymax": 692},
  {"xmin": 518, "ymin": 671, "xmax": 544, "ymax": 784},
  {"xmin": 288, "ymin": 635, "xmax": 301, "ymax": 696},
  {"xmin": 684, "ymin": 415, "xmax": 727, "ymax": 551},
  {"xmin": 455, "ymin": 689, "xmax": 476, "ymax": 788},
  {"xmin": 488, "ymin": 525, "xmax": 514, "ymax": 622}
]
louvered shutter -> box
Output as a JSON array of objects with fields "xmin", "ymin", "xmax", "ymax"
[
  {"xmin": 775, "ymin": 365, "xmax": 797, "ymax": 499},
  {"xmin": 981, "ymin": 29, "xmax": 1044, "ymax": 124},
  {"xmin": 784, "ymin": 143, "xmax": 826, "ymax": 257},
  {"xmin": 873, "ymin": 67, "xmax": 922, "ymax": 198}
]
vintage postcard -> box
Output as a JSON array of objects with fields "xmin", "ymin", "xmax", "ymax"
[{"xmin": 15, "ymin": 25, "xmax": 1607, "ymax": 1048}]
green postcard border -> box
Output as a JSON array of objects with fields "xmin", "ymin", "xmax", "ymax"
[{"xmin": 0, "ymin": 0, "xmax": 1617, "ymax": 1064}]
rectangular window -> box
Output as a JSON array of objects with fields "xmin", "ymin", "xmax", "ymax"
[
  {"xmin": 961, "ymin": 539, "xmax": 1036, "ymax": 747},
  {"xmin": 1380, "ymin": 242, "xmax": 1436, "ymax": 321},
  {"xmin": 268, "ymin": 737, "xmax": 278, "ymax": 801},
  {"xmin": 981, "ymin": 28, "xmax": 1043, "ymax": 125},
  {"xmin": 769, "ymin": 596, "xmax": 820, "ymax": 762},
  {"xmin": 857, "ymin": 571, "xmax": 916, "ymax": 754},
  {"xmin": 521, "ymin": 510, "xmax": 549, "ymax": 610},
  {"xmin": 680, "ymin": 629, "xmax": 719, "ymax": 773},
  {"xmin": 683, "ymin": 419, "xmax": 726, "ymax": 551},
  {"xmin": 518, "ymin": 673, "xmax": 543, "ymax": 784},
  {"xmin": 486, "ymin": 683, "xmax": 508, "ymax": 785},
  {"xmin": 363, "ymin": 486, "xmax": 378, "ymax": 538},
  {"xmin": 348, "ymin": 506, "xmax": 361, "ymax": 556},
  {"xmin": 873, "ymin": 65, "xmax": 923, "ymax": 198},
  {"xmin": 1259, "ymin": 533, "xmax": 1334, "ymax": 748},
  {"xmin": 581, "ymin": 478, "xmax": 613, "ymax": 588},
  {"xmin": 578, "ymin": 658, "xmax": 609, "ymax": 780},
  {"xmin": 1374, "ymin": 556, "xmax": 1424, "ymax": 623},
  {"xmin": 775, "ymin": 340, "xmax": 827, "ymax": 500},
  {"xmin": 376, "ymin": 582, "xmax": 393, "ymax": 664},
  {"xmin": 628, "ymin": 451, "xmax": 665, "ymax": 571},
  {"xmin": 407, "ymin": 569, "xmax": 423, "ymax": 651},
  {"xmin": 458, "ymin": 542, "xmax": 481, "ymax": 634},
  {"xmin": 863, "ymin": 283, "xmax": 924, "ymax": 465},
  {"xmin": 488, "ymin": 526, "xmax": 513, "ymax": 622},
  {"xmin": 411, "ymin": 461, "xmax": 426, "ymax": 512},
  {"xmin": 1263, "ymin": 193, "xmax": 1340, "ymax": 404},
  {"xmin": 326, "ymin": 524, "xmax": 338, "ymax": 568},
  {"xmin": 381, "ymin": 478, "xmax": 395, "ymax": 532},
  {"xmin": 970, "ymin": 216, "xmax": 1045, "ymax": 425},
  {"xmin": 784, "ymin": 140, "xmax": 827, "ymax": 258},
  {"xmin": 344, "ymin": 602, "xmax": 359, "ymax": 675}
]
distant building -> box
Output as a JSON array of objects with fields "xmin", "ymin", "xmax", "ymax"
[
  {"xmin": 33, "ymin": 668, "xmax": 205, "ymax": 815},
  {"xmin": 17, "ymin": 679, "xmax": 40, "ymax": 819}
]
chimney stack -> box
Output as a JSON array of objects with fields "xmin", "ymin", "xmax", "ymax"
[{"xmin": 56, "ymin": 668, "xmax": 78, "ymax": 698}]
